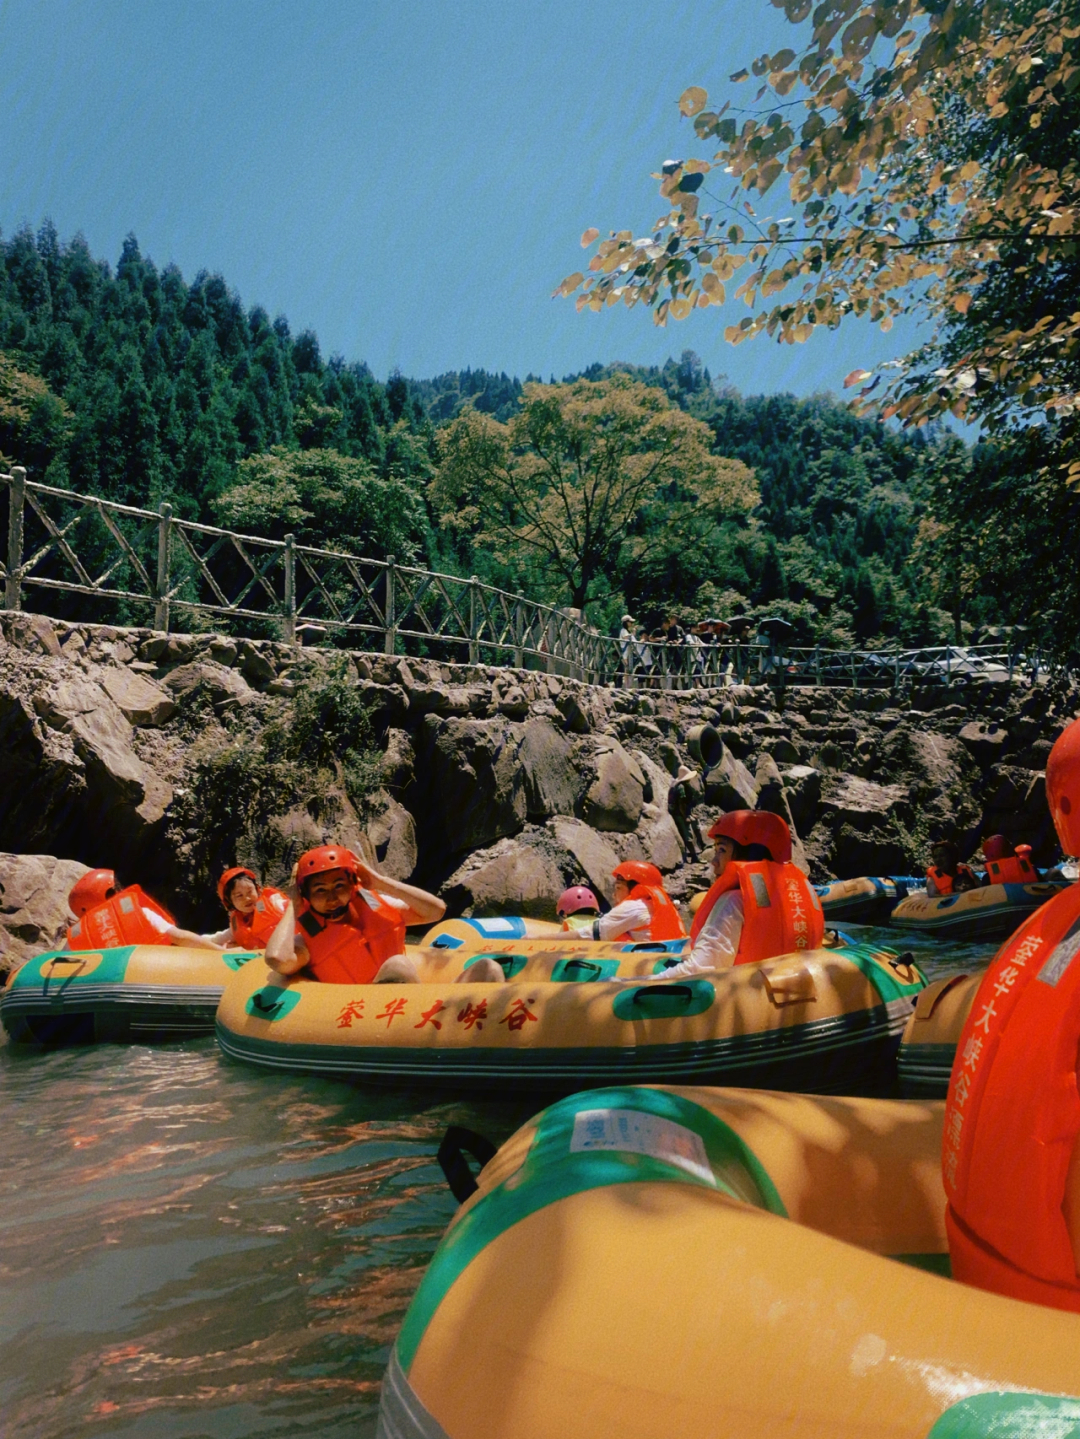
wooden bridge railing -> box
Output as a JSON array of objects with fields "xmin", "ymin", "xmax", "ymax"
[{"xmin": 0, "ymin": 469, "xmax": 1040, "ymax": 689}]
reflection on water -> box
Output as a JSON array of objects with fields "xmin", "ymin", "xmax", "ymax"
[
  {"xmin": 0, "ymin": 1040, "xmax": 536, "ymax": 1439},
  {"xmin": 847, "ymin": 921, "xmax": 1002, "ymax": 984},
  {"xmin": 0, "ymin": 926, "xmax": 1000, "ymax": 1438}
]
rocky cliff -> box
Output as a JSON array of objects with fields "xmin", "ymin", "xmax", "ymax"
[{"xmin": 0, "ymin": 609, "xmax": 1073, "ymax": 968}]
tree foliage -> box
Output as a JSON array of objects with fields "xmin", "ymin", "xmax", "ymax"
[
  {"xmin": 560, "ymin": 1, "xmax": 1080, "ymax": 446},
  {"xmin": 431, "ymin": 376, "xmax": 757, "ymax": 609}
]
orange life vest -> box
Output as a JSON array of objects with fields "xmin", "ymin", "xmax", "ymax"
[
  {"xmin": 983, "ymin": 853, "xmax": 1037, "ymax": 885},
  {"xmin": 229, "ymin": 886, "xmax": 289, "ymax": 948},
  {"xmin": 926, "ymin": 863, "xmax": 978, "ymax": 895},
  {"xmin": 628, "ymin": 882, "xmax": 687, "ymax": 941},
  {"xmin": 67, "ymin": 885, "xmax": 176, "ymax": 950},
  {"xmin": 944, "ymin": 879, "xmax": 1080, "ymax": 1312},
  {"xmin": 689, "ymin": 861, "xmax": 823, "ymax": 966},
  {"xmin": 297, "ymin": 888, "xmax": 407, "ymax": 984}
]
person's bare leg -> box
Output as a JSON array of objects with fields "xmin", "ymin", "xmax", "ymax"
[
  {"xmin": 373, "ymin": 955, "xmax": 420, "ymax": 983},
  {"xmin": 455, "ymin": 958, "xmax": 506, "ymax": 983}
]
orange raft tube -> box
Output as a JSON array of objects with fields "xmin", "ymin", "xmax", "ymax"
[{"xmin": 378, "ymin": 1085, "xmax": 1080, "ymax": 1439}]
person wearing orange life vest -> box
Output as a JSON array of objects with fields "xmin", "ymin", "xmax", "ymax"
[
  {"xmin": 925, "ymin": 838, "xmax": 979, "ymax": 896},
  {"xmin": 66, "ymin": 868, "xmax": 222, "ymax": 951},
  {"xmin": 264, "ymin": 844, "xmax": 446, "ymax": 985},
  {"xmin": 566, "ymin": 862, "xmax": 686, "ymax": 942},
  {"xmin": 646, "ymin": 810, "xmax": 823, "ymax": 979},
  {"xmin": 980, "ymin": 833, "xmax": 1039, "ymax": 885},
  {"xmin": 201, "ymin": 868, "xmax": 290, "ymax": 949},
  {"xmin": 941, "ymin": 716, "xmax": 1080, "ymax": 1312}
]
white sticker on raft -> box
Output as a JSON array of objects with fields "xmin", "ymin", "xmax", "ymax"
[
  {"xmin": 473, "ymin": 918, "xmax": 516, "ymax": 934},
  {"xmin": 570, "ymin": 1108, "xmax": 715, "ymax": 1186}
]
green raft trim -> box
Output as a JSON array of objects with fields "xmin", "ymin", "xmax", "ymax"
[
  {"xmin": 842, "ymin": 945, "xmax": 927, "ymax": 1005},
  {"xmin": 928, "ymin": 1391, "xmax": 1080, "ymax": 1437},
  {"xmin": 395, "ymin": 1085, "xmax": 787, "ymax": 1373},
  {"xmin": 8, "ymin": 946, "xmax": 136, "ymax": 988}
]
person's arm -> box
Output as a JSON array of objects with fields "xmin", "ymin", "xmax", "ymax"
[
  {"xmin": 652, "ymin": 893, "xmax": 743, "ymax": 979},
  {"xmin": 570, "ymin": 899, "xmax": 651, "ymax": 941},
  {"xmin": 358, "ymin": 865, "xmax": 446, "ymax": 926},
  {"xmin": 166, "ymin": 923, "xmax": 225, "ymax": 951},
  {"xmin": 925, "ymin": 874, "xmax": 940, "ymax": 896},
  {"xmin": 264, "ymin": 903, "xmax": 309, "ymax": 976}
]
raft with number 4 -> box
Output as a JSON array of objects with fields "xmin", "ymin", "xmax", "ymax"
[
  {"xmin": 214, "ymin": 937, "xmax": 926, "ymax": 1091},
  {"xmin": 890, "ymin": 879, "xmax": 1069, "ymax": 941},
  {"xmin": 378, "ymin": 1084, "xmax": 1080, "ymax": 1439},
  {"xmin": 0, "ymin": 945, "xmax": 260, "ymax": 1045}
]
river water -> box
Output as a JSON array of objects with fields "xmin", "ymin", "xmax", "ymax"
[{"xmin": 0, "ymin": 924, "xmax": 998, "ymax": 1439}]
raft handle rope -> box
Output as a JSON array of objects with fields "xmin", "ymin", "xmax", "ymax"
[{"xmin": 437, "ymin": 1125, "xmax": 499, "ymax": 1203}]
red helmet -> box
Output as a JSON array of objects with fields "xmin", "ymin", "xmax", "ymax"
[
  {"xmin": 296, "ymin": 845, "xmax": 360, "ymax": 892},
  {"xmin": 218, "ymin": 866, "xmax": 259, "ymax": 907},
  {"xmin": 612, "ymin": 861, "xmax": 663, "ymax": 888},
  {"xmin": 707, "ymin": 810, "xmax": 792, "ymax": 863},
  {"xmin": 556, "ymin": 885, "xmax": 600, "ymax": 918},
  {"xmin": 69, "ymin": 868, "xmax": 118, "ymax": 918},
  {"xmin": 1048, "ymin": 718, "xmax": 1080, "ymax": 854},
  {"xmin": 982, "ymin": 834, "xmax": 1013, "ymax": 863}
]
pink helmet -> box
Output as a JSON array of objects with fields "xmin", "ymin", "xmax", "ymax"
[{"xmin": 557, "ymin": 885, "xmax": 600, "ymax": 918}]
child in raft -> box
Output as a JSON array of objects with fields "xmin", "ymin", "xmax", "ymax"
[
  {"xmin": 201, "ymin": 867, "xmax": 290, "ymax": 949},
  {"xmin": 264, "ymin": 844, "xmax": 463, "ymax": 984},
  {"xmin": 925, "ymin": 839, "xmax": 980, "ymax": 896},
  {"xmin": 563, "ymin": 863, "xmax": 685, "ymax": 943}
]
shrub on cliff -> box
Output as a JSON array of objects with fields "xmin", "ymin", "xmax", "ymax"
[{"xmin": 168, "ymin": 662, "xmax": 383, "ymax": 913}]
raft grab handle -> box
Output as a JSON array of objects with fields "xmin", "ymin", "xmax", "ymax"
[{"xmin": 438, "ymin": 1125, "xmax": 498, "ymax": 1203}]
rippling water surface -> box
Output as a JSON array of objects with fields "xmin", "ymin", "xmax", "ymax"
[
  {"xmin": 0, "ymin": 925, "xmax": 999, "ymax": 1438},
  {"xmin": 0, "ymin": 1040, "xmax": 536, "ymax": 1438}
]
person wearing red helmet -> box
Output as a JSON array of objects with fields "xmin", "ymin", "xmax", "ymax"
[
  {"xmin": 925, "ymin": 837, "xmax": 979, "ymax": 896},
  {"xmin": 979, "ymin": 833, "xmax": 1039, "ymax": 886},
  {"xmin": 264, "ymin": 844, "xmax": 446, "ymax": 984},
  {"xmin": 648, "ymin": 810, "xmax": 823, "ymax": 978},
  {"xmin": 556, "ymin": 886, "xmax": 600, "ymax": 923},
  {"xmin": 941, "ymin": 716, "xmax": 1080, "ymax": 1311},
  {"xmin": 565, "ymin": 862, "xmax": 686, "ymax": 943},
  {"xmin": 201, "ymin": 868, "xmax": 290, "ymax": 949},
  {"xmin": 66, "ymin": 868, "xmax": 221, "ymax": 951}
]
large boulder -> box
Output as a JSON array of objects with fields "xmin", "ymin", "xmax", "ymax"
[
  {"xmin": 419, "ymin": 715, "xmax": 526, "ymax": 856},
  {"xmin": 380, "ymin": 728, "xmax": 416, "ymax": 796},
  {"xmin": 754, "ymin": 753, "xmax": 810, "ymax": 875},
  {"xmin": 164, "ymin": 660, "xmax": 253, "ymax": 705},
  {"xmin": 704, "ymin": 744, "xmax": 759, "ymax": 812},
  {"xmin": 876, "ymin": 728, "xmax": 980, "ymax": 836},
  {"xmin": 0, "ymin": 852, "xmax": 89, "ymax": 974},
  {"xmin": 99, "ymin": 667, "xmax": 177, "ymax": 727},
  {"xmin": 978, "ymin": 765, "xmax": 1055, "ymax": 861},
  {"xmin": 0, "ymin": 660, "xmax": 172, "ymax": 866},
  {"xmin": 780, "ymin": 765, "xmax": 822, "ymax": 834},
  {"xmin": 958, "ymin": 720, "xmax": 1009, "ymax": 768},
  {"xmin": 630, "ymin": 749, "xmax": 686, "ymax": 872},
  {"xmin": 364, "ymin": 794, "xmax": 418, "ymax": 880},
  {"xmin": 520, "ymin": 718, "xmax": 579, "ymax": 821},
  {"xmin": 580, "ymin": 737, "xmax": 646, "ymax": 832},
  {"xmin": 550, "ymin": 817, "xmax": 623, "ymax": 903},
  {"xmin": 442, "ymin": 827, "xmax": 571, "ymax": 918}
]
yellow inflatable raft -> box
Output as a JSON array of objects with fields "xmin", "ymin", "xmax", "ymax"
[
  {"xmin": 0, "ymin": 945, "xmax": 259, "ymax": 1045},
  {"xmin": 215, "ymin": 939, "xmax": 925, "ymax": 1092},
  {"xmin": 897, "ymin": 968, "xmax": 983, "ymax": 1098},
  {"xmin": 379, "ymin": 1084, "xmax": 1080, "ymax": 1439},
  {"xmin": 814, "ymin": 874, "xmax": 909, "ymax": 924},
  {"xmin": 890, "ymin": 879, "xmax": 1068, "ymax": 941}
]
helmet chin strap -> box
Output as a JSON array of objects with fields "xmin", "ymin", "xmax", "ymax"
[{"xmin": 323, "ymin": 902, "xmax": 350, "ymax": 920}]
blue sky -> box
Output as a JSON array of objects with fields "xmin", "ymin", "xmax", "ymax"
[{"xmin": 0, "ymin": 0, "xmax": 925, "ymax": 394}]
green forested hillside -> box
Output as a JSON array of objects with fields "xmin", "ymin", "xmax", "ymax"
[{"xmin": 0, "ymin": 224, "xmax": 994, "ymax": 646}]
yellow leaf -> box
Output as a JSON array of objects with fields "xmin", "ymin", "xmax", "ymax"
[
  {"xmin": 580, "ymin": 228, "xmax": 600, "ymax": 248},
  {"xmin": 959, "ymin": 160, "xmax": 980, "ymax": 181},
  {"xmin": 671, "ymin": 298, "xmax": 693, "ymax": 319},
  {"xmin": 844, "ymin": 369, "xmax": 873, "ymax": 389},
  {"xmin": 555, "ymin": 272, "xmax": 584, "ymax": 297},
  {"xmin": 953, "ymin": 292, "xmax": 973, "ymax": 314},
  {"xmin": 679, "ymin": 86, "xmax": 708, "ymax": 117}
]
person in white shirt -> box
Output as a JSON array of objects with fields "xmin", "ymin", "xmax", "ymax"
[{"xmin": 650, "ymin": 835, "xmax": 746, "ymax": 978}]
